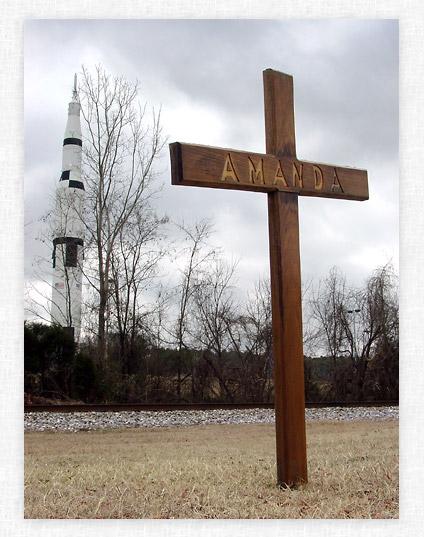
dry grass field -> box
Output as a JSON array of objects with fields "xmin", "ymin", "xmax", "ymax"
[{"xmin": 24, "ymin": 419, "xmax": 398, "ymax": 519}]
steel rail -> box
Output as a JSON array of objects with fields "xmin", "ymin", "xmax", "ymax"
[{"xmin": 24, "ymin": 401, "xmax": 399, "ymax": 413}]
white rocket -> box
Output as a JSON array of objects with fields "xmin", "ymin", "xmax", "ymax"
[{"xmin": 51, "ymin": 75, "xmax": 85, "ymax": 341}]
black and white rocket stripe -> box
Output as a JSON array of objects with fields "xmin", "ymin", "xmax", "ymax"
[{"xmin": 51, "ymin": 75, "xmax": 85, "ymax": 341}]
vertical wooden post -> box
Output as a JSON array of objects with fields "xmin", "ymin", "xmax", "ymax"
[{"xmin": 264, "ymin": 69, "xmax": 308, "ymax": 486}]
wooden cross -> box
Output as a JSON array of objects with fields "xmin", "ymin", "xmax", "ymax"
[{"xmin": 169, "ymin": 69, "xmax": 368, "ymax": 487}]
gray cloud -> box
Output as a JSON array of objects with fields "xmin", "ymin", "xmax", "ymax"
[{"xmin": 24, "ymin": 18, "xmax": 398, "ymax": 297}]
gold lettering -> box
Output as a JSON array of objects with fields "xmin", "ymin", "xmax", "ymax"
[
  {"xmin": 221, "ymin": 153, "xmax": 239, "ymax": 183},
  {"xmin": 274, "ymin": 161, "xmax": 289, "ymax": 187},
  {"xmin": 331, "ymin": 168, "xmax": 344, "ymax": 193},
  {"xmin": 248, "ymin": 157, "xmax": 264, "ymax": 184},
  {"xmin": 292, "ymin": 162, "xmax": 303, "ymax": 188},
  {"xmin": 313, "ymin": 165, "xmax": 323, "ymax": 190}
]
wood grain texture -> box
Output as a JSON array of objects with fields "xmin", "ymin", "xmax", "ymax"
[
  {"xmin": 263, "ymin": 69, "xmax": 297, "ymax": 158},
  {"xmin": 170, "ymin": 142, "xmax": 368, "ymax": 201},
  {"xmin": 264, "ymin": 69, "xmax": 308, "ymax": 486},
  {"xmin": 268, "ymin": 192, "xmax": 308, "ymax": 486}
]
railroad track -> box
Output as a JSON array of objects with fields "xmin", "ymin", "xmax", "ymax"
[{"xmin": 24, "ymin": 401, "xmax": 398, "ymax": 413}]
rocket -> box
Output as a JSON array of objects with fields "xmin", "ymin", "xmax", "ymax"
[{"xmin": 51, "ymin": 75, "xmax": 85, "ymax": 341}]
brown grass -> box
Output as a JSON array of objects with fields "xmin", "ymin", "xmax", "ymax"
[{"xmin": 24, "ymin": 419, "xmax": 398, "ymax": 519}]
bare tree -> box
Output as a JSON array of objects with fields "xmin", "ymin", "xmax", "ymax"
[
  {"xmin": 226, "ymin": 276, "xmax": 274, "ymax": 401},
  {"xmin": 191, "ymin": 256, "xmax": 239, "ymax": 401},
  {"xmin": 108, "ymin": 206, "xmax": 168, "ymax": 374},
  {"xmin": 347, "ymin": 264, "xmax": 399, "ymax": 400},
  {"xmin": 309, "ymin": 264, "xmax": 399, "ymax": 401},
  {"xmin": 309, "ymin": 266, "xmax": 354, "ymax": 399},
  {"xmin": 25, "ymin": 200, "xmax": 79, "ymax": 328},
  {"xmin": 163, "ymin": 218, "xmax": 218, "ymax": 400},
  {"xmin": 78, "ymin": 65, "xmax": 166, "ymax": 365}
]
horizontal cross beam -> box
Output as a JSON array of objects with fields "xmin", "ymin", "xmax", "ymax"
[{"xmin": 170, "ymin": 142, "xmax": 368, "ymax": 201}]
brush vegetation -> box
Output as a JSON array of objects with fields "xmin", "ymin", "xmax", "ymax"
[{"xmin": 24, "ymin": 419, "xmax": 398, "ymax": 519}]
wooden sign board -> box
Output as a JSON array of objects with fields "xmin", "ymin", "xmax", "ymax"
[{"xmin": 171, "ymin": 142, "xmax": 368, "ymax": 201}]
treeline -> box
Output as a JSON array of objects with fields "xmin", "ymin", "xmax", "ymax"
[
  {"xmin": 24, "ymin": 263, "xmax": 398, "ymax": 405},
  {"xmin": 24, "ymin": 325, "xmax": 273, "ymax": 404}
]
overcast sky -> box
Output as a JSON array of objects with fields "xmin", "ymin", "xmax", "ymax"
[{"xmin": 24, "ymin": 19, "xmax": 399, "ymax": 311}]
